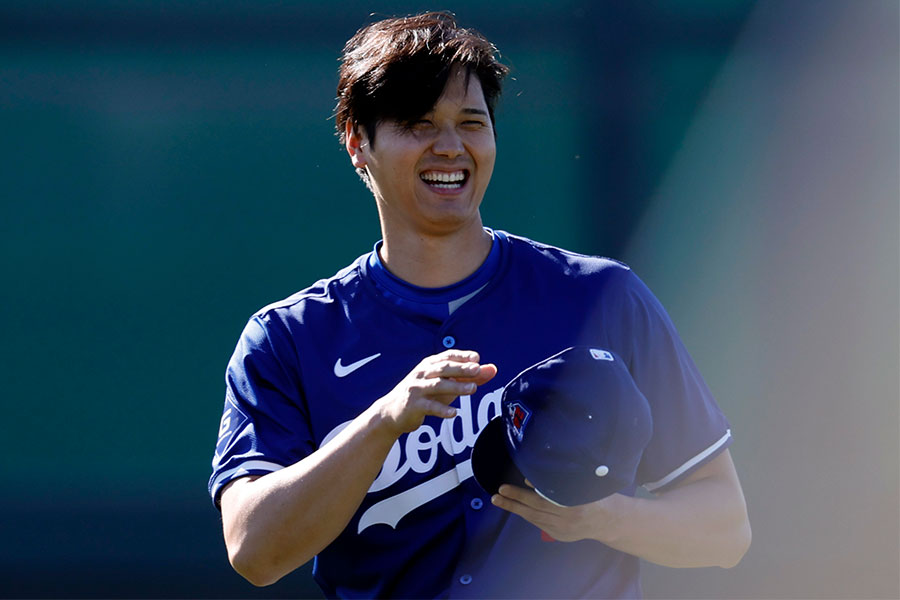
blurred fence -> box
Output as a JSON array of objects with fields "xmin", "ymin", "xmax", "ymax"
[{"xmin": 1, "ymin": 1, "xmax": 896, "ymax": 598}]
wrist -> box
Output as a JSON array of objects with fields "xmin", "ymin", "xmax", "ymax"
[
  {"xmin": 363, "ymin": 397, "xmax": 406, "ymax": 445},
  {"xmin": 588, "ymin": 493, "xmax": 634, "ymax": 545}
]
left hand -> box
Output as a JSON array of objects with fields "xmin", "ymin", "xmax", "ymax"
[{"xmin": 491, "ymin": 482, "xmax": 626, "ymax": 543}]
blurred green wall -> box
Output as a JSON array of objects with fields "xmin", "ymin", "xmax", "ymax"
[{"xmin": 2, "ymin": 1, "xmax": 897, "ymax": 599}]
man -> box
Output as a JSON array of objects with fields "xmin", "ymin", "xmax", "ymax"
[{"xmin": 210, "ymin": 11, "xmax": 750, "ymax": 599}]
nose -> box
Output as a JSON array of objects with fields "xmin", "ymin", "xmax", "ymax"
[{"xmin": 431, "ymin": 125, "xmax": 465, "ymax": 158}]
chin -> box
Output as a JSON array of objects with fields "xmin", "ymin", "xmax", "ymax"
[{"xmin": 420, "ymin": 212, "xmax": 484, "ymax": 236}]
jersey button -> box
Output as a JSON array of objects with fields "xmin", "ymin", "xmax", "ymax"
[
  {"xmin": 470, "ymin": 498, "xmax": 483, "ymax": 510},
  {"xmin": 442, "ymin": 336, "xmax": 456, "ymax": 348},
  {"xmin": 459, "ymin": 574, "xmax": 473, "ymax": 585}
]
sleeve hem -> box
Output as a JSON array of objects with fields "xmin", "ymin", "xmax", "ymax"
[
  {"xmin": 642, "ymin": 429, "xmax": 732, "ymax": 493},
  {"xmin": 209, "ymin": 459, "xmax": 286, "ymax": 509}
]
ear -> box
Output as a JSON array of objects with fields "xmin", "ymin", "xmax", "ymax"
[{"xmin": 345, "ymin": 121, "xmax": 368, "ymax": 169}]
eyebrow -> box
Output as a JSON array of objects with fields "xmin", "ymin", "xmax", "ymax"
[{"xmin": 461, "ymin": 108, "xmax": 489, "ymax": 117}]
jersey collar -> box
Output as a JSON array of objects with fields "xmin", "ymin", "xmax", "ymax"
[{"xmin": 366, "ymin": 228, "xmax": 502, "ymax": 322}]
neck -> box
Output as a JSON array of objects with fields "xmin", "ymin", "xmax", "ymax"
[{"xmin": 379, "ymin": 222, "xmax": 493, "ymax": 288}]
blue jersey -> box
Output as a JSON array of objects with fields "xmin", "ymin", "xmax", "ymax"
[{"xmin": 210, "ymin": 230, "xmax": 732, "ymax": 599}]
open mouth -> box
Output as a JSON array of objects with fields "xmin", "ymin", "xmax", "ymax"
[{"xmin": 420, "ymin": 169, "xmax": 469, "ymax": 191}]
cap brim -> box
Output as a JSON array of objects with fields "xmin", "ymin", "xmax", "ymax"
[{"xmin": 471, "ymin": 416, "xmax": 527, "ymax": 495}]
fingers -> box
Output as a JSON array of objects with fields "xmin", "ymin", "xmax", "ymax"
[
  {"xmin": 380, "ymin": 350, "xmax": 497, "ymax": 435},
  {"xmin": 470, "ymin": 363, "xmax": 498, "ymax": 386},
  {"xmin": 491, "ymin": 488, "xmax": 558, "ymax": 530},
  {"xmin": 419, "ymin": 351, "xmax": 498, "ymax": 386},
  {"xmin": 492, "ymin": 485, "xmax": 567, "ymax": 525},
  {"xmin": 419, "ymin": 362, "xmax": 496, "ymax": 403},
  {"xmin": 491, "ymin": 485, "xmax": 602, "ymax": 543},
  {"xmin": 394, "ymin": 382, "xmax": 469, "ymax": 425},
  {"xmin": 422, "ymin": 359, "xmax": 484, "ymax": 380},
  {"xmin": 427, "ymin": 364, "xmax": 498, "ymax": 388},
  {"xmin": 496, "ymin": 484, "xmax": 555, "ymax": 511},
  {"xmin": 420, "ymin": 377, "xmax": 477, "ymax": 398},
  {"xmin": 421, "ymin": 397, "xmax": 460, "ymax": 419},
  {"xmin": 411, "ymin": 354, "xmax": 496, "ymax": 424},
  {"xmin": 430, "ymin": 349, "xmax": 482, "ymax": 364},
  {"xmin": 491, "ymin": 486, "xmax": 577, "ymax": 542}
]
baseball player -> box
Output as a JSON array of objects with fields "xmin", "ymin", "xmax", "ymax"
[{"xmin": 209, "ymin": 11, "xmax": 750, "ymax": 599}]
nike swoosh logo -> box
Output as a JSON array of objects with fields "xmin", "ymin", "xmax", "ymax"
[{"xmin": 334, "ymin": 353, "xmax": 382, "ymax": 378}]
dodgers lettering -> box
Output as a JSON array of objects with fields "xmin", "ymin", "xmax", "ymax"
[
  {"xmin": 209, "ymin": 231, "xmax": 735, "ymax": 599},
  {"xmin": 322, "ymin": 389, "xmax": 502, "ymax": 499}
]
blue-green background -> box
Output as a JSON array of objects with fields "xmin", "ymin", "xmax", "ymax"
[{"xmin": 1, "ymin": 1, "xmax": 897, "ymax": 598}]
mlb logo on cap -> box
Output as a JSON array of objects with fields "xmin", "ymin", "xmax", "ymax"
[
  {"xmin": 471, "ymin": 346, "xmax": 653, "ymax": 507},
  {"xmin": 589, "ymin": 348, "xmax": 614, "ymax": 361}
]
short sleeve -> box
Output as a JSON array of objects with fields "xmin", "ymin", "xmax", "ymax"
[
  {"xmin": 610, "ymin": 270, "xmax": 732, "ymax": 493},
  {"xmin": 208, "ymin": 314, "xmax": 314, "ymax": 507}
]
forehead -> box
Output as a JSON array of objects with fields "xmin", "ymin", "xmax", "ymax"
[{"xmin": 432, "ymin": 67, "xmax": 488, "ymax": 111}]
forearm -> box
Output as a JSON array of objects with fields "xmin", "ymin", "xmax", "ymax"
[
  {"xmin": 221, "ymin": 350, "xmax": 497, "ymax": 587},
  {"xmin": 493, "ymin": 450, "xmax": 750, "ymax": 569},
  {"xmin": 595, "ymin": 472, "xmax": 751, "ymax": 568},
  {"xmin": 222, "ymin": 403, "xmax": 397, "ymax": 586}
]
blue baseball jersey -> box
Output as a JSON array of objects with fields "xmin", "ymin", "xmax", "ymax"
[{"xmin": 209, "ymin": 230, "xmax": 732, "ymax": 599}]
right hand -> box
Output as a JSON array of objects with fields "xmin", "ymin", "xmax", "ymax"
[{"xmin": 375, "ymin": 350, "xmax": 497, "ymax": 437}]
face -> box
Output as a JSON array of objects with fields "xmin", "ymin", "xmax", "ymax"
[{"xmin": 346, "ymin": 66, "xmax": 497, "ymax": 238}]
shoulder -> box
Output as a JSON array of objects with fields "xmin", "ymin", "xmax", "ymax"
[
  {"xmin": 253, "ymin": 254, "xmax": 369, "ymax": 324},
  {"xmin": 497, "ymin": 230, "xmax": 634, "ymax": 283},
  {"xmin": 233, "ymin": 254, "xmax": 371, "ymax": 353},
  {"xmin": 494, "ymin": 230, "xmax": 664, "ymax": 327}
]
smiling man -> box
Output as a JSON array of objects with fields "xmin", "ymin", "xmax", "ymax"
[
  {"xmin": 209, "ymin": 12, "xmax": 750, "ymax": 599},
  {"xmin": 346, "ymin": 64, "xmax": 497, "ymax": 282}
]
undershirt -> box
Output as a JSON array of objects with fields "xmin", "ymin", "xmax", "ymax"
[{"xmin": 366, "ymin": 229, "xmax": 501, "ymax": 323}]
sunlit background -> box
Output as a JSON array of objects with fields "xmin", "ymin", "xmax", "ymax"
[{"xmin": 1, "ymin": 1, "xmax": 897, "ymax": 598}]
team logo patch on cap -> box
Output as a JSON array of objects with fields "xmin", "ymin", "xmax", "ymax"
[
  {"xmin": 590, "ymin": 348, "xmax": 614, "ymax": 361},
  {"xmin": 471, "ymin": 346, "xmax": 653, "ymax": 507},
  {"xmin": 507, "ymin": 401, "xmax": 532, "ymax": 442}
]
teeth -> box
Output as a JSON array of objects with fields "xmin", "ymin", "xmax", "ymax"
[{"xmin": 421, "ymin": 170, "xmax": 466, "ymax": 183}]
